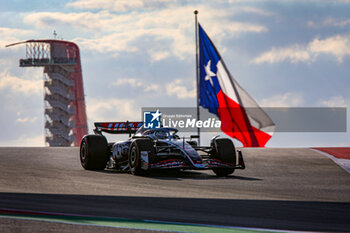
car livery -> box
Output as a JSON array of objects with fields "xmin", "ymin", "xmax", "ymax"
[{"xmin": 79, "ymin": 121, "xmax": 245, "ymax": 177}]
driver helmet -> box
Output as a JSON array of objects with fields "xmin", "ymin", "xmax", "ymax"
[{"xmin": 155, "ymin": 130, "xmax": 168, "ymax": 139}]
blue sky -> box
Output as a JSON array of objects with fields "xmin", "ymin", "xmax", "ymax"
[{"xmin": 0, "ymin": 0, "xmax": 350, "ymax": 147}]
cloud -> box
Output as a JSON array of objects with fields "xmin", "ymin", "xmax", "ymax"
[
  {"xmin": 309, "ymin": 35, "xmax": 350, "ymax": 63},
  {"xmin": 0, "ymin": 70, "xmax": 42, "ymax": 96},
  {"xmin": 223, "ymin": 22, "xmax": 267, "ymax": 34},
  {"xmin": 113, "ymin": 78, "xmax": 160, "ymax": 92},
  {"xmin": 149, "ymin": 49, "xmax": 170, "ymax": 62},
  {"xmin": 240, "ymin": 6, "xmax": 274, "ymax": 17},
  {"xmin": 24, "ymin": 4, "xmax": 268, "ymax": 60},
  {"xmin": 306, "ymin": 21, "xmax": 317, "ymax": 28},
  {"xmin": 307, "ymin": 17, "xmax": 350, "ymax": 28},
  {"xmin": 23, "ymin": 10, "xmax": 192, "ymax": 59},
  {"xmin": 166, "ymin": 79, "xmax": 196, "ymax": 99},
  {"xmin": 86, "ymin": 97, "xmax": 140, "ymax": 122},
  {"xmin": 252, "ymin": 45, "xmax": 310, "ymax": 64},
  {"xmin": 66, "ymin": 0, "xmax": 274, "ymax": 17},
  {"xmin": 319, "ymin": 96, "xmax": 347, "ymax": 107},
  {"xmin": 0, "ymin": 27, "xmax": 33, "ymax": 38},
  {"xmin": 16, "ymin": 116, "xmax": 38, "ymax": 123},
  {"xmin": 0, "ymin": 134, "xmax": 45, "ymax": 147},
  {"xmin": 24, "ymin": 11, "xmax": 110, "ymax": 32},
  {"xmin": 323, "ymin": 18, "xmax": 350, "ymax": 27},
  {"xmin": 0, "ymin": 27, "xmax": 34, "ymax": 50},
  {"xmin": 112, "ymin": 77, "xmax": 197, "ymax": 99},
  {"xmin": 260, "ymin": 93, "xmax": 304, "ymax": 107},
  {"xmin": 66, "ymin": 0, "xmax": 173, "ymax": 12},
  {"xmin": 252, "ymin": 35, "xmax": 350, "ymax": 64}
]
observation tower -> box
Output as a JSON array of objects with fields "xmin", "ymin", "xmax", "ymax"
[{"xmin": 6, "ymin": 39, "xmax": 88, "ymax": 146}]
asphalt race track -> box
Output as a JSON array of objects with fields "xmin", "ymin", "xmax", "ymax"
[{"xmin": 0, "ymin": 147, "xmax": 350, "ymax": 232}]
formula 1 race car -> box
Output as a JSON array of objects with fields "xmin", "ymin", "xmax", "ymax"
[{"xmin": 79, "ymin": 121, "xmax": 245, "ymax": 177}]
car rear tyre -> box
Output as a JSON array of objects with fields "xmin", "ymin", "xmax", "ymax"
[
  {"xmin": 128, "ymin": 139, "xmax": 154, "ymax": 175},
  {"xmin": 80, "ymin": 135, "xmax": 109, "ymax": 170},
  {"xmin": 211, "ymin": 138, "xmax": 236, "ymax": 177}
]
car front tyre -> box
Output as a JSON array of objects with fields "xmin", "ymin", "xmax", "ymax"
[
  {"xmin": 128, "ymin": 139, "xmax": 154, "ymax": 175},
  {"xmin": 211, "ymin": 138, "xmax": 236, "ymax": 177}
]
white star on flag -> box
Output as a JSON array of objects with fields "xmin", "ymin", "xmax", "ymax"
[
  {"xmin": 151, "ymin": 109, "xmax": 161, "ymax": 122},
  {"xmin": 204, "ymin": 60, "xmax": 216, "ymax": 87}
]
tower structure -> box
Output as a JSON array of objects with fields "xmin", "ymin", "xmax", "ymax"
[{"xmin": 7, "ymin": 40, "xmax": 88, "ymax": 146}]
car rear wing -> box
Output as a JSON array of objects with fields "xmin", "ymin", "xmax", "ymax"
[{"xmin": 94, "ymin": 121, "xmax": 143, "ymax": 136}]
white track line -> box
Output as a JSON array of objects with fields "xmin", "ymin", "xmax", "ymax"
[
  {"xmin": 0, "ymin": 215, "xmax": 177, "ymax": 232},
  {"xmin": 0, "ymin": 208, "xmax": 310, "ymax": 233}
]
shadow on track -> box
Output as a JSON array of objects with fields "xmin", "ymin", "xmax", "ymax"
[
  {"xmin": 0, "ymin": 192, "xmax": 349, "ymax": 232},
  {"xmin": 142, "ymin": 170, "xmax": 262, "ymax": 181},
  {"xmin": 98, "ymin": 169, "xmax": 262, "ymax": 181}
]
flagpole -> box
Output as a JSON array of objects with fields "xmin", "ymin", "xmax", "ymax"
[{"xmin": 194, "ymin": 10, "xmax": 200, "ymax": 146}]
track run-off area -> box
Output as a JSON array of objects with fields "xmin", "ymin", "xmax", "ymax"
[{"xmin": 0, "ymin": 147, "xmax": 349, "ymax": 232}]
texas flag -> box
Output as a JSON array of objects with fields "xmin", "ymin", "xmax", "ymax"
[{"xmin": 198, "ymin": 23, "xmax": 275, "ymax": 147}]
